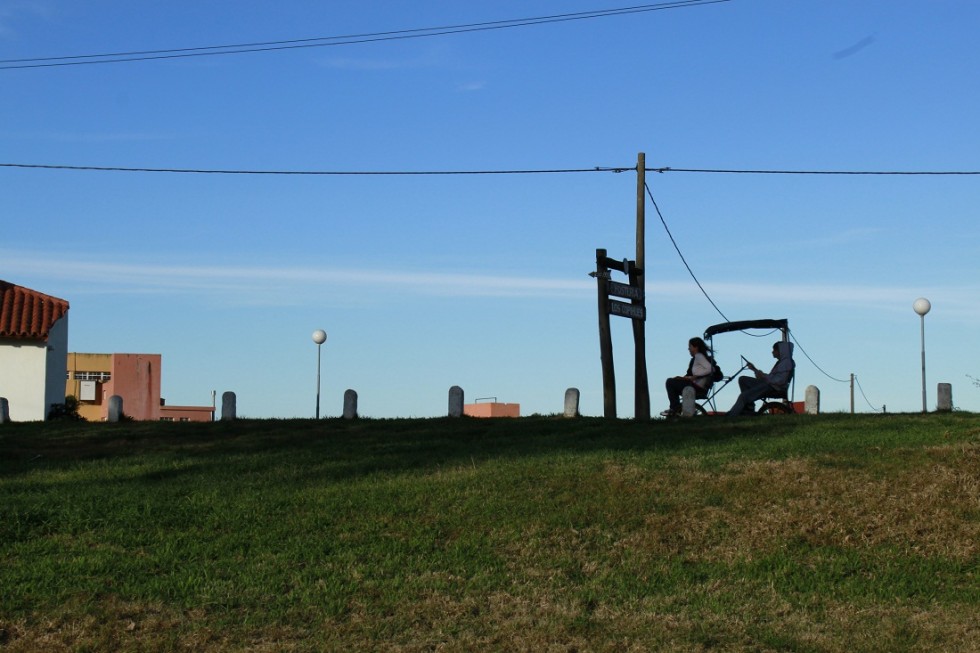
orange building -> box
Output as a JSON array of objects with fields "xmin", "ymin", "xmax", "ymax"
[
  {"xmin": 464, "ymin": 401, "xmax": 520, "ymax": 418},
  {"xmin": 66, "ymin": 353, "xmax": 213, "ymax": 422}
]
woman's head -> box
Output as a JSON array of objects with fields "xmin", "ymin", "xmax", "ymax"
[{"xmin": 688, "ymin": 337, "xmax": 709, "ymax": 355}]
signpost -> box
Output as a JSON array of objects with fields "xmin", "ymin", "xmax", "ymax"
[
  {"xmin": 591, "ymin": 152, "xmax": 651, "ymax": 420},
  {"xmin": 593, "ymin": 247, "xmax": 648, "ymax": 419}
]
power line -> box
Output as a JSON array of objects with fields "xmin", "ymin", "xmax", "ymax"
[
  {"xmin": 653, "ymin": 167, "xmax": 980, "ymax": 176},
  {"xmin": 854, "ymin": 375, "xmax": 883, "ymax": 413},
  {"xmin": 0, "ymin": 0, "xmax": 731, "ymax": 70},
  {"xmin": 5, "ymin": 161, "xmax": 978, "ymax": 176},
  {"xmin": 644, "ymin": 179, "xmax": 864, "ymax": 385},
  {"xmin": 644, "ymin": 181, "xmax": 731, "ymax": 323},
  {"xmin": 0, "ymin": 163, "xmax": 631, "ymax": 176},
  {"xmin": 788, "ymin": 332, "xmax": 849, "ymax": 384}
]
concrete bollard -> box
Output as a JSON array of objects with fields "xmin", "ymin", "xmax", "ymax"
[
  {"xmin": 221, "ymin": 392, "xmax": 237, "ymax": 421},
  {"xmin": 681, "ymin": 386, "xmax": 697, "ymax": 417},
  {"xmin": 0, "ymin": 397, "xmax": 8, "ymax": 424},
  {"xmin": 108, "ymin": 395, "xmax": 123, "ymax": 422},
  {"xmin": 343, "ymin": 389, "xmax": 358, "ymax": 419},
  {"xmin": 448, "ymin": 386, "xmax": 464, "ymax": 418},
  {"xmin": 937, "ymin": 383, "xmax": 953, "ymax": 412},
  {"xmin": 805, "ymin": 385, "xmax": 820, "ymax": 415},
  {"xmin": 563, "ymin": 388, "xmax": 580, "ymax": 417}
]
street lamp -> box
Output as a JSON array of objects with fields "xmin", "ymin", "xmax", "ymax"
[
  {"xmin": 312, "ymin": 329, "xmax": 327, "ymax": 418},
  {"xmin": 913, "ymin": 298, "xmax": 931, "ymax": 412}
]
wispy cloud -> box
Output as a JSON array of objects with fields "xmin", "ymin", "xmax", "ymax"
[
  {"xmin": 833, "ymin": 35, "xmax": 876, "ymax": 60},
  {"xmin": 4, "ymin": 250, "xmax": 977, "ymax": 318},
  {"xmin": 0, "ymin": 130, "xmax": 176, "ymax": 143},
  {"xmin": 318, "ymin": 44, "xmax": 454, "ymax": 72},
  {"xmin": 798, "ymin": 227, "xmax": 884, "ymax": 247},
  {"xmin": 457, "ymin": 81, "xmax": 486, "ymax": 92},
  {"xmin": 0, "ymin": 250, "xmax": 591, "ymax": 303},
  {"xmin": 318, "ymin": 56, "xmax": 416, "ymax": 71},
  {"xmin": 0, "ymin": 1, "xmax": 53, "ymax": 39}
]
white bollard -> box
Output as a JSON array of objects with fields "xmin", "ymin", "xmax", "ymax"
[
  {"xmin": 937, "ymin": 383, "xmax": 953, "ymax": 412},
  {"xmin": 564, "ymin": 388, "xmax": 580, "ymax": 418},
  {"xmin": 343, "ymin": 389, "xmax": 358, "ymax": 419},
  {"xmin": 681, "ymin": 386, "xmax": 696, "ymax": 417},
  {"xmin": 448, "ymin": 386, "xmax": 464, "ymax": 418},
  {"xmin": 108, "ymin": 395, "xmax": 123, "ymax": 422},
  {"xmin": 805, "ymin": 385, "xmax": 820, "ymax": 415},
  {"xmin": 221, "ymin": 392, "xmax": 237, "ymax": 421}
]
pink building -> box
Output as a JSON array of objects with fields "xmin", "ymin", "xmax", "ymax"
[{"xmin": 67, "ymin": 352, "xmax": 213, "ymax": 422}]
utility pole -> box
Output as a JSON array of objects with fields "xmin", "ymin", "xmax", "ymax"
[{"xmin": 633, "ymin": 152, "xmax": 650, "ymax": 420}]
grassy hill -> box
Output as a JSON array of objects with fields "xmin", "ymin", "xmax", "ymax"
[{"xmin": 1, "ymin": 413, "xmax": 978, "ymax": 652}]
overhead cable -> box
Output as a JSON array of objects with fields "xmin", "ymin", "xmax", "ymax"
[
  {"xmin": 644, "ymin": 181, "xmax": 731, "ymax": 323},
  {"xmin": 0, "ymin": 163, "xmax": 631, "ymax": 175},
  {"xmin": 854, "ymin": 375, "xmax": 883, "ymax": 413},
  {"xmin": 4, "ymin": 162, "xmax": 978, "ymax": 176},
  {"xmin": 788, "ymin": 332, "xmax": 850, "ymax": 384},
  {"xmin": 653, "ymin": 167, "xmax": 980, "ymax": 176},
  {"xmin": 0, "ymin": 0, "xmax": 731, "ymax": 70}
]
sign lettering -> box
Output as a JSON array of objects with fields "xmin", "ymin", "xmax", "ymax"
[
  {"xmin": 609, "ymin": 300, "xmax": 646, "ymax": 321},
  {"xmin": 607, "ymin": 281, "xmax": 644, "ymax": 301}
]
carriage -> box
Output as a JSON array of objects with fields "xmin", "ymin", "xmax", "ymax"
[{"xmin": 694, "ymin": 318, "xmax": 797, "ymax": 416}]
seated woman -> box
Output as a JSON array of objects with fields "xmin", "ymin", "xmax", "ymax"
[{"xmin": 661, "ymin": 337, "xmax": 714, "ymax": 417}]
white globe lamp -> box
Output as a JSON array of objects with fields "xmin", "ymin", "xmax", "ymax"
[
  {"xmin": 312, "ymin": 329, "xmax": 327, "ymax": 418},
  {"xmin": 912, "ymin": 299, "xmax": 930, "ymax": 412}
]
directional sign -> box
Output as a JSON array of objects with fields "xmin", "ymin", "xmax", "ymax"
[
  {"xmin": 607, "ymin": 281, "xmax": 644, "ymax": 301},
  {"xmin": 609, "ymin": 300, "xmax": 646, "ymax": 321}
]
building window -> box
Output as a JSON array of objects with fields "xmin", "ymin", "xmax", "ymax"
[{"xmin": 73, "ymin": 371, "xmax": 111, "ymax": 382}]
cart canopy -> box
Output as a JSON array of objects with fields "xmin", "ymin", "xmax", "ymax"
[{"xmin": 703, "ymin": 319, "xmax": 789, "ymax": 339}]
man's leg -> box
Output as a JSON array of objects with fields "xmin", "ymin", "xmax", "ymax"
[{"xmin": 726, "ymin": 377, "xmax": 771, "ymax": 416}]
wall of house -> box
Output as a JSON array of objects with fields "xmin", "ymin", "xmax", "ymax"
[
  {"xmin": 0, "ymin": 337, "xmax": 49, "ymax": 421},
  {"xmin": 44, "ymin": 315, "xmax": 69, "ymax": 418},
  {"xmin": 159, "ymin": 405, "xmax": 214, "ymax": 422},
  {"xmin": 67, "ymin": 352, "xmax": 112, "ymax": 421},
  {"xmin": 105, "ymin": 354, "xmax": 162, "ymax": 421},
  {"xmin": 463, "ymin": 402, "xmax": 521, "ymax": 418}
]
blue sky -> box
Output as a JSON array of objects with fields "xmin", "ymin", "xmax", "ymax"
[{"xmin": 2, "ymin": 0, "xmax": 978, "ymax": 418}]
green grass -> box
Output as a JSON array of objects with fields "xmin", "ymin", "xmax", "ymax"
[{"xmin": 1, "ymin": 413, "xmax": 978, "ymax": 652}]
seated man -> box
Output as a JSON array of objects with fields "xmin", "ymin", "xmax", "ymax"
[{"xmin": 726, "ymin": 341, "xmax": 795, "ymax": 416}]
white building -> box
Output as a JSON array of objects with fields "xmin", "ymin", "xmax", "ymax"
[{"xmin": 0, "ymin": 280, "xmax": 70, "ymax": 421}]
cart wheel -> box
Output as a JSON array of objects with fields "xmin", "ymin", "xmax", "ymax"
[{"xmin": 758, "ymin": 401, "xmax": 793, "ymax": 415}]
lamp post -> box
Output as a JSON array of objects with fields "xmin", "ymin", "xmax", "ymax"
[
  {"xmin": 912, "ymin": 298, "xmax": 931, "ymax": 413},
  {"xmin": 312, "ymin": 329, "xmax": 327, "ymax": 418}
]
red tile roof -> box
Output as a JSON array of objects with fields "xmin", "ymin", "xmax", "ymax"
[{"xmin": 0, "ymin": 280, "xmax": 70, "ymax": 340}]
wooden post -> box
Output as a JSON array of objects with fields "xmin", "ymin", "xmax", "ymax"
[
  {"xmin": 633, "ymin": 153, "xmax": 650, "ymax": 420},
  {"xmin": 596, "ymin": 249, "xmax": 616, "ymax": 418},
  {"xmin": 630, "ymin": 260, "xmax": 650, "ymax": 420}
]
